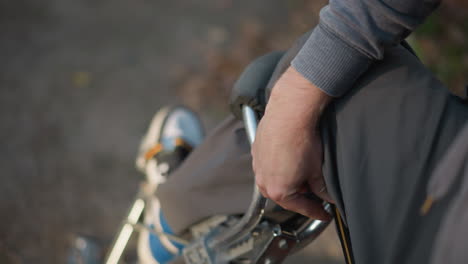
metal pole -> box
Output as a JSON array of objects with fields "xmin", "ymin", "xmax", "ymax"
[
  {"xmin": 104, "ymin": 198, "xmax": 145, "ymax": 264},
  {"xmin": 208, "ymin": 106, "xmax": 268, "ymax": 250}
]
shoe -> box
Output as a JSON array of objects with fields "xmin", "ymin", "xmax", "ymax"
[
  {"xmin": 136, "ymin": 106, "xmax": 204, "ymax": 264},
  {"xmin": 136, "ymin": 106, "xmax": 204, "ymax": 186}
]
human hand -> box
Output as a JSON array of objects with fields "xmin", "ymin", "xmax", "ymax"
[{"xmin": 252, "ymin": 67, "xmax": 334, "ymax": 220}]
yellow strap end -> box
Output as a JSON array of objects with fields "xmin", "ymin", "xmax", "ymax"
[{"xmin": 420, "ymin": 196, "xmax": 434, "ymax": 215}]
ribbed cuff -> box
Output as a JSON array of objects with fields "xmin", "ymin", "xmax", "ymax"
[{"xmin": 291, "ymin": 24, "xmax": 371, "ymax": 97}]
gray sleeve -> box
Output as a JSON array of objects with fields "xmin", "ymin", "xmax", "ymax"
[{"xmin": 291, "ymin": 0, "xmax": 440, "ymax": 97}]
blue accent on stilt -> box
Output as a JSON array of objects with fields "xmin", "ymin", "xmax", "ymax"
[{"xmin": 148, "ymin": 211, "xmax": 185, "ymax": 263}]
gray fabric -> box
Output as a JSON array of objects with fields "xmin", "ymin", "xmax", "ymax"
[
  {"xmin": 320, "ymin": 45, "xmax": 468, "ymax": 263},
  {"xmin": 429, "ymin": 125, "xmax": 468, "ymax": 264},
  {"xmin": 158, "ymin": 35, "xmax": 468, "ymax": 263},
  {"xmin": 158, "ymin": 116, "xmax": 257, "ymax": 232},
  {"xmin": 292, "ymin": 0, "xmax": 440, "ymax": 96},
  {"xmin": 429, "ymin": 167, "xmax": 468, "ymax": 264},
  {"xmin": 427, "ymin": 124, "xmax": 468, "ymax": 200}
]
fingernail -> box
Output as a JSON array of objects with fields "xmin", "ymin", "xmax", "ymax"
[{"xmin": 306, "ymin": 211, "xmax": 332, "ymax": 221}]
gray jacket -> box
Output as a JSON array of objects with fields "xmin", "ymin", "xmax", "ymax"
[{"xmin": 292, "ymin": 0, "xmax": 441, "ymax": 97}]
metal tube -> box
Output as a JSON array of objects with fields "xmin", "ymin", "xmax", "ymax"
[
  {"xmin": 208, "ymin": 106, "xmax": 267, "ymax": 250},
  {"xmin": 105, "ymin": 198, "xmax": 145, "ymax": 264},
  {"xmin": 292, "ymin": 203, "xmax": 332, "ymax": 253},
  {"xmin": 243, "ymin": 105, "xmax": 259, "ymax": 145}
]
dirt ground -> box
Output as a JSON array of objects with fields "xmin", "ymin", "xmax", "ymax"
[{"xmin": 0, "ymin": 0, "xmax": 345, "ymax": 263}]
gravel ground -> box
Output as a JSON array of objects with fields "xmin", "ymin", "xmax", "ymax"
[{"xmin": 0, "ymin": 1, "xmax": 342, "ymax": 263}]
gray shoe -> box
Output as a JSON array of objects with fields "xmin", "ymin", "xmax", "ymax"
[
  {"xmin": 136, "ymin": 106, "xmax": 204, "ymax": 185},
  {"xmin": 135, "ymin": 106, "xmax": 204, "ymax": 264}
]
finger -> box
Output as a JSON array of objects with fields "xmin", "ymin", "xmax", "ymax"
[
  {"xmin": 256, "ymin": 183, "xmax": 329, "ymax": 220},
  {"xmin": 309, "ymin": 176, "xmax": 335, "ymax": 204},
  {"xmin": 277, "ymin": 193, "xmax": 332, "ymax": 221},
  {"xmin": 257, "ymin": 184, "xmax": 268, "ymax": 198}
]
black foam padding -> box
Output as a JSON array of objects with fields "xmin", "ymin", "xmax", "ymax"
[{"xmin": 229, "ymin": 51, "xmax": 285, "ymax": 119}]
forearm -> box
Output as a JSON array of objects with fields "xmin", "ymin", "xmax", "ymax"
[
  {"xmin": 267, "ymin": 67, "xmax": 332, "ymax": 128},
  {"xmin": 292, "ymin": 0, "xmax": 441, "ymax": 97}
]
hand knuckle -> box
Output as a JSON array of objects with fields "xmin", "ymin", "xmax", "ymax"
[
  {"xmin": 268, "ymin": 189, "xmax": 287, "ymax": 202},
  {"xmin": 255, "ymin": 177, "xmax": 267, "ymax": 190}
]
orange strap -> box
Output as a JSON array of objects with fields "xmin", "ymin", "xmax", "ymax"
[
  {"xmin": 144, "ymin": 143, "xmax": 163, "ymax": 160},
  {"xmin": 174, "ymin": 137, "xmax": 193, "ymax": 152},
  {"xmin": 144, "ymin": 138, "xmax": 192, "ymax": 161}
]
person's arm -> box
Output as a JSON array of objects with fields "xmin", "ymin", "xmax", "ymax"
[
  {"xmin": 292, "ymin": 0, "xmax": 441, "ymax": 97},
  {"xmin": 253, "ymin": 0, "xmax": 441, "ymax": 219},
  {"xmin": 253, "ymin": 67, "xmax": 334, "ymax": 220}
]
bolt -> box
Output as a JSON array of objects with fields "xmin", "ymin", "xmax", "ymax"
[
  {"xmin": 272, "ymin": 227, "xmax": 281, "ymax": 236},
  {"xmin": 278, "ymin": 239, "xmax": 288, "ymax": 250}
]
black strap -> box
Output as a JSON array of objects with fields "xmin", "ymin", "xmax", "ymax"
[{"xmin": 153, "ymin": 145, "xmax": 192, "ymax": 176}]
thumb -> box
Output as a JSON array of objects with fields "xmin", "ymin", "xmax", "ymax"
[
  {"xmin": 309, "ymin": 176, "xmax": 335, "ymax": 204},
  {"xmin": 278, "ymin": 193, "xmax": 332, "ymax": 221}
]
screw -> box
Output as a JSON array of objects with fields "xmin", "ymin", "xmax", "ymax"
[
  {"xmin": 272, "ymin": 227, "xmax": 281, "ymax": 236},
  {"xmin": 278, "ymin": 239, "xmax": 288, "ymax": 250}
]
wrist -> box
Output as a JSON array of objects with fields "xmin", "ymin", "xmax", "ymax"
[{"xmin": 268, "ymin": 67, "xmax": 331, "ymax": 127}]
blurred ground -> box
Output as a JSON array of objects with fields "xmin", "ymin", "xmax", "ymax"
[
  {"xmin": 0, "ymin": 0, "xmax": 466, "ymax": 264},
  {"xmin": 411, "ymin": 0, "xmax": 468, "ymax": 95}
]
